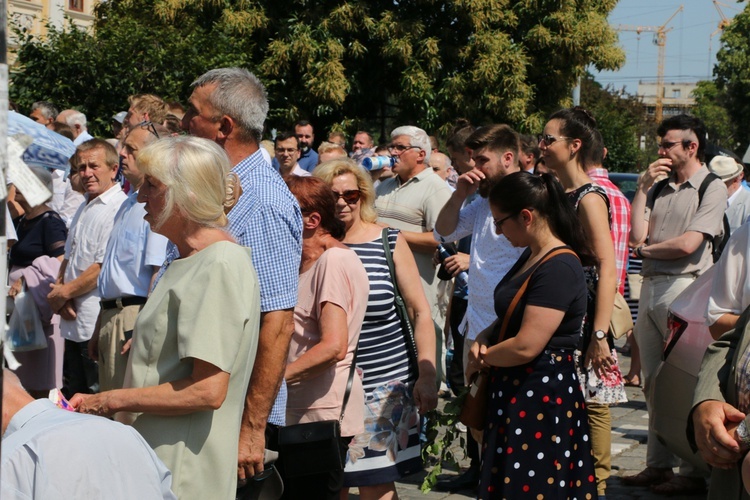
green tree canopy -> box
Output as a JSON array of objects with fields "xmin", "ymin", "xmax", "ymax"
[
  {"xmin": 691, "ymin": 80, "xmax": 737, "ymax": 150},
  {"xmin": 11, "ymin": 0, "xmax": 625, "ymax": 139},
  {"xmin": 715, "ymin": 1, "xmax": 750, "ymax": 155}
]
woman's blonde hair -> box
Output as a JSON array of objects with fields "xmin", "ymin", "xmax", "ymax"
[
  {"xmin": 136, "ymin": 136, "xmax": 232, "ymax": 230},
  {"xmin": 313, "ymin": 158, "xmax": 377, "ymax": 223}
]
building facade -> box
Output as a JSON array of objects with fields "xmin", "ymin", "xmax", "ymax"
[{"xmin": 637, "ymin": 81, "xmax": 697, "ymax": 118}]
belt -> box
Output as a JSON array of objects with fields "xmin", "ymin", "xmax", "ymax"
[{"xmin": 100, "ymin": 296, "xmax": 148, "ymax": 310}]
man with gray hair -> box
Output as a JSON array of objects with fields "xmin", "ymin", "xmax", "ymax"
[
  {"xmin": 375, "ymin": 125, "xmax": 452, "ymax": 366},
  {"xmin": 182, "ymin": 67, "xmax": 303, "ymax": 482},
  {"xmin": 29, "ymin": 101, "xmax": 59, "ymax": 129},
  {"xmin": 56, "ymin": 109, "xmax": 94, "ymax": 146}
]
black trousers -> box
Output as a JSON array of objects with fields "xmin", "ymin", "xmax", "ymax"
[{"xmin": 62, "ymin": 339, "xmax": 98, "ymax": 399}]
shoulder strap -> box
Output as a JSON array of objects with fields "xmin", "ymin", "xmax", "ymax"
[
  {"xmin": 381, "ymin": 227, "xmax": 419, "ymax": 363},
  {"xmin": 697, "ymin": 172, "xmax": 721, "ymax": 204},
  {"xmin": 496, "ymin": 248, "xmax": 578, "ymax": 344},
  {"xmin": 651, "ymin": 178, "xmax": 670, "ymax": 202},
  {"xmin": 339, "ymin": 348, "xmax": 358, "ymax": 424}
]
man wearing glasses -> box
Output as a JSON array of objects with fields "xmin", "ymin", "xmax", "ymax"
[
  {"xmin": 89, "ymin": 122, "xmax": 170, "ymax": 392},
  {"xmin": 375, "ymin": 125, "xmax": 453, "ymax": 373},
  {"xmin": 624, "ymin": 114, "xmax": 726, "ymax": 494},
  {"xmin": 273, "ymin": 131, "xmax": 311, "ymax": 177},
  {"xmin": 432, "ymin": 124, "xmax": 525, "ymax": 492}
]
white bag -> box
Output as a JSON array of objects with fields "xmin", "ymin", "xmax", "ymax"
[{"xmin": 7, "ymin": 286, "xmax": 47, "ymax": 352}]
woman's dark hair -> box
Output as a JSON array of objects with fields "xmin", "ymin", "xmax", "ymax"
[
  {"xmin": 489, "ymin": 172, "xmax": 597, "ymax": 266},
  {"xmin": 548, "ymin": 106, "xmax": 598, "ymax": 170},
  {"xmin": 285, "ymin": 176, "xmax": 346, "ymax": 240},
  {"xmin": 445, "ymin": 118, "xmax": 475, "ymax": 151}
]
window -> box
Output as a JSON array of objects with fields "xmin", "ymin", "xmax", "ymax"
[
  {"xmin": 69, "ymin": 0, "xmax": 83, "ymax": 12},
  {"xmin": 672, "ymin": 89, "xmax": 681, "ymax": 99}
]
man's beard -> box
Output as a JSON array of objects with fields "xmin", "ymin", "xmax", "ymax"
[{"xmin": 478, "ymin": 175, "xmax": 501, "ymax": 197}]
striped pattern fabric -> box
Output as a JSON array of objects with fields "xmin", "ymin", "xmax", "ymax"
[{"xmin": 347, "ymin": 228, "xmax": 415, "ymax": 391}]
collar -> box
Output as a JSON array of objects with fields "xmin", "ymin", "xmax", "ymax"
[
  {"xmin": 678, "ymin": 164, "xmax": 710, "ymax": 189},
  {"xmin": 397, "ymin": 166, "xmax": 433, "ymax": 187},
  {"xmin": 85, "ymin": 182, "xmax": 123, "ymax": 205},
  {"xmin": 586, "ymin": 167, "xmax": 608, "ymax": 180},
  {"xmin": 4, "ymin": 399, "xmax": 56, "ymax": 439},
  {"xmin": 233, "ymin": 148, "xmax": 268, "ymax": 178}
]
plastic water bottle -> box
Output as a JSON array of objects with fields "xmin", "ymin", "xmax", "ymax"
[
  {"xmin": 437, "ymin": 244, "xmax": 469, "ymax": 289},
  {"xmin": 361, "ymin": 156, "xmax": 395, "ymax": 171}
]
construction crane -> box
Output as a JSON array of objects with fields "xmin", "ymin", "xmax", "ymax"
[
  {"xmin": 708, "ymin": 0, "xmax": 735, "ymax": 74},
  {"xmin": 615, "ymin": 5, "xmax": 684, "ymax": 123}
]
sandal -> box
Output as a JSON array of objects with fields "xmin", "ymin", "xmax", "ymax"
[
  {"xmin": 620, "ymin": 467, "xmax": 673, "ymax": 486},
  {"xmin": 623, "ymin": 375, "xmax": 641, "ymax": 387},
  {"xmin": 650, "ymin": 475, "xmax": 705, "ymax": 496}
]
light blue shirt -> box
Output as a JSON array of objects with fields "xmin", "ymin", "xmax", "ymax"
[
  {"xmin": 2, "ymin": 399, "xmax": 176, "ymax": 499},
  {"xmin": 98, "ymin": 191, "xmax": 168, "ymax": 300}
]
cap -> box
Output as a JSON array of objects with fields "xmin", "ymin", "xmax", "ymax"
[
  {"xmin": 112, "ymin": 111, "xmax": 127, "ymax": 124},
  {"xmin": 708, "ymin": 155, "xmax": 743, "ymax": 181}
]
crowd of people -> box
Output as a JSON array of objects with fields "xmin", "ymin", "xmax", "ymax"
[{"xmin": 4, "ymin": 65, "xmax": 750, "ymax": 500}]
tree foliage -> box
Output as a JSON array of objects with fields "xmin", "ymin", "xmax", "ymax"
[
  {"xmin": 691, "ymin": 80, "xmax": 737, "ymax": 150},
  {"xmin": 580, "ymin": 75, "xmax": 644, "ymax": 172},
  {"xmin": 715, "ymin": 1, "xmax": 750, "ymax": 155},
  {"xmin": 11, "ymin": 0, "xmax": 625, "ymax": 139}
]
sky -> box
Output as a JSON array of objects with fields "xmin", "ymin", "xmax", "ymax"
[{"xmin": 591, "ymin": 1, "xmax": 747, "ymax": 95}]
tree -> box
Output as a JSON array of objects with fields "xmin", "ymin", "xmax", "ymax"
[
  {"xmin": 691, "ymin": 80, "xmax": 737, "ymax": 150},
  {"xmin": 11, "ymin": 0, "xmax": 625, "ymax": 139},
  {"xmin": 714, "ymin": 1, "xmax": 750, "ymax": 154},
  {"xmin": 580, "ymin": 74, "xmax": 644, "ymax": 172}
]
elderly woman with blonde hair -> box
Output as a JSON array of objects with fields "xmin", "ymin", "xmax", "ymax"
[
  {"xmin": 314, "ymin": 158, "xmax": 437, "ymax": 500},
  {"xmin": 71, "ymin": 136, "xmax": 261, "ymax": 500}
]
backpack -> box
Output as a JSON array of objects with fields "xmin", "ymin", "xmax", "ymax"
[{"xmin": 651, "ymin": 172, "xmax": 730, "ymax": 263}]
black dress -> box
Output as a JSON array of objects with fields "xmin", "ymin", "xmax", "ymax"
[{"xmin": 478, "ymin": 247, "xmax": 597, "ymax": 499}]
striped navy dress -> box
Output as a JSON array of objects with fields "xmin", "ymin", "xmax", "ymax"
[{"xmin": 342, "ymin": 228, "xmax": 422, "ymax": 487}]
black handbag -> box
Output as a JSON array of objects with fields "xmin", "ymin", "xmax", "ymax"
[
  {"xmin": 277, "ymin": 350, "xmax": 358, "ymax": 478},
  {"xmin": 381, "ymin": 228, "xmax": 419, "ymax": 367}
]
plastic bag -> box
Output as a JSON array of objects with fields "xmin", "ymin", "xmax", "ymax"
[{"xmin": 7, "ymin": 286, "xmax": 47, "ymax": 351}]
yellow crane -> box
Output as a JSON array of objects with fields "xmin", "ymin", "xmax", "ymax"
[
  {"xmin": 709, "ymin": 0, "xmax": 736, "ymax": 73},
  {"xmin": 615, "ymin": 5, "xmax": 684, "ymax": 123}
]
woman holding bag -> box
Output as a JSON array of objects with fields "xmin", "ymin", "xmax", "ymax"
[
  {"xmin": 314, "ymin": 159, "xmax": 437, "ymax": 500},
  {"xmin": 467, "ymin": 172, "xmax": 597, "ymax": 499},
  {"xmin": 539, "ymin": 107, "xmax": 626, "ymax": 498},
  {"xmin": 282, "ymin": 176, "xmax": 370, "ymax": 500}
]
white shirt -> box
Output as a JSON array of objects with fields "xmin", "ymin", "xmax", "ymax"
[
  {"xmin": 2, "ymin": 399, "xmax": 176, "ymax": 500},
  {"xmin": 72, "ymin": 130, "xmax": 94, "ymax": 146},
  {"xmin": 61, "ymin": 183, "xmax": 127, "ymax": 341},
  {"xmin": 434, "ymin": 196, "xmax": 525, "ymax": 340},
  {"xmin": 48, "ymin": 170, "xmax": 84, "ymax": 228},
  {"xmin": 98, "ymin": 191, "xmax": 169, "ymax": 300},
  {"xmin": 707, "ymin": 219, "xmax": 750, "ymax": 325}
]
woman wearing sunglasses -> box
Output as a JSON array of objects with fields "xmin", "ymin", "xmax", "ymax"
[
  {"xmin": 539, "ymin": 107, "xmax": 624, "ymax": 499},
  {"xmin": 314, "ymin": 159, "xmax": 437, "ymax": 500},
  {"xmin": 466, "ymin": 172, "xmax": 597, "ymax": 499}
]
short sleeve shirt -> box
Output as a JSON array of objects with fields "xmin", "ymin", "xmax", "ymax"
[
  {"xmin": 642, "ymin": 166, "xmax": 727, "ymax": 277},
  {"xmin": 286, "ymin": 247, "xmax": 369, "ymax": 437}
]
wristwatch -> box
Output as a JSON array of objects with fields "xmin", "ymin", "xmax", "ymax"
[
  {"xmin": 594, "ymin": 329, "xmax": 607, "ymax": 341},
  {"xmin": 736, "ymin": 420, "xmax": 750, "ymax": 449}
]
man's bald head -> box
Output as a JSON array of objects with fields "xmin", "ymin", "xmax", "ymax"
[{"xmin": 429, "ymin": 152, "xmax": 452, "ymax": 180}]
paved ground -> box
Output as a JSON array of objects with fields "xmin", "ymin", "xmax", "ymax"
[{"xmin": 348, "ymin": 339, "xmax": 709, "ymax": 499}]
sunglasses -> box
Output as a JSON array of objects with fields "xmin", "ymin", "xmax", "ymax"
[
  {"xmin": 332, "ymin": 189, "xmax": 362, "ymax": 204},
  {"xmin": 537, "ymin": 134, "xmax": 570, "ymax": 146}
]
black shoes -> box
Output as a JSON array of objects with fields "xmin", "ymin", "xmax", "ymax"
[{"xmin": 434, "ymin": 466, "xmax": 480, "ymax": 492}]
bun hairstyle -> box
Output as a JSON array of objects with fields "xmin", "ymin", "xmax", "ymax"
[
  {"xmin": 489, "ymin": 172, "xmax": 597, "ymax": 266},
  {"xmin": 136, "ymin": 136, "xmax": 232, "ymax": 230},
  {"xmin": 548, "ymin": 106, "xmax": 598, "ymax": 170}
]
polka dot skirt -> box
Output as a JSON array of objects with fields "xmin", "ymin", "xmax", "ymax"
[{"xmin": 479, "ymin": 348, "xmax": 597, "ymax": 499}]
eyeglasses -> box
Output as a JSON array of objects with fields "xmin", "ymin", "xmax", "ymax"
[
  {"xmin": 275, "ymin": 148, "xmax": 299, "ymax": 154},
  {"xmin": 537, "ymin": 134, "xmax": 571, "ymax": 146},
  {"xmin": 332, "ymin": 189, "xmax": 362, "ymax": 204},
  {"xmin": 658, "ymin": 140, "xmax": 686, "ymax": 151},
  {"xmin": 136, "ymin": 120, "xmax": 160, "ymax": 139},
  {"xmin": 387, "ymin": 144, "xmax": 421, "ymax": 154},
  {"xmin": 493, "ymin": 213, "xmax": 516, "ymax": 231}
]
